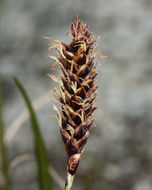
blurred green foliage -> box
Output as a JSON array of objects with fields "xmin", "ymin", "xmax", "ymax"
[
  {"xmin": 14, "ymin": 77, "xmax": 52, "ymax": 190},
  {"xmin": 0, "ymin": 73, "xmax": 10, "ymax": 190}
]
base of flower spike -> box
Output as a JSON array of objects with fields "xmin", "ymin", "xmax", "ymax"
[{"xmin": 65, "ymin": 172, "xmax": 74, "ymax": 190}]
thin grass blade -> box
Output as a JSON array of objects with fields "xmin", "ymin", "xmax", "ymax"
[
  {"xmin": 0, "ymin": 73, "xmax": 10, "ymax": 190},
  {"xmin": 13, "ymin": 77, "xmax": 52, "ymax": 190}
]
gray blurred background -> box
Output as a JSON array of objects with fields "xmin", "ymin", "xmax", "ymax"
[{"xmin": 1, "ymin": 0, "xmax": 152, "ymax": 189}]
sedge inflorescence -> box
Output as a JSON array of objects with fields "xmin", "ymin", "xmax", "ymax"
[{"xmin": 47, "ymin": 16, "xmax": 103, "ymax": 189}]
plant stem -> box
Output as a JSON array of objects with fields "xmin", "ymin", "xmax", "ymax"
[{"xmin": 65, "ymin": 172, "xmax": 74, "ymax": 190}]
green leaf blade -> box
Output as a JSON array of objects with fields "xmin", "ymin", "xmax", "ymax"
[
  {"xmin": 0, "ymin": 74, "xmax": 11, "ymax": 190},
  {"xmin": 14, "ymin": 77, "xmax": 52, "ymax": 190}
]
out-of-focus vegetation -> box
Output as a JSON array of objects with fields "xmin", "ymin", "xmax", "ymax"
[
  {"xmin": 13, "ymin": 77, "xmax": 52, "ymax": 190},
  {"xmin": 1, "ymin": 76, "xmax": 53, "ymax": 190},
  {"xmin": 0, "ymin": 73, "xmax": 10, "ymax": 190}
]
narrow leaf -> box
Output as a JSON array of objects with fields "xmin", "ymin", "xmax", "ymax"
[
  {"xmin": 0, "ymin": 73, "xmax": 10, "ymax": 190},
  {"xmin": 14, "ymin": 77, "xmax": 52, "ymax": 190}
]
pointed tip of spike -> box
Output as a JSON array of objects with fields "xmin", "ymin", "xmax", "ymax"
[
  {"xmin": 77, "ymin": 15, "xmax": 80, "ymax": 22},
  {"xmin": 71, "ymin": 18, "xmax": 74, "ymax": 23},
  {"xmin": 76, "ymin": 15, "xmax": 81, "ymax": 31},
  {"xmin": 71, "ymin": 19, "xmax": 76, "ymax": 37}
]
